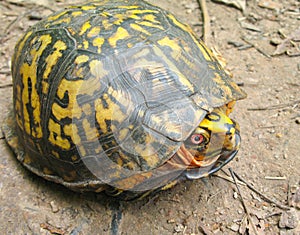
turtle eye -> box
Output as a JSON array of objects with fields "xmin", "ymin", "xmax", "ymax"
[{"xmin": 190, "ymin": 134, "xmax": 204, "ymax": 145}]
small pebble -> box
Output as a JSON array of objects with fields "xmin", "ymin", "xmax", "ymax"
[
  {"xmin": 167, "ymin": 219, "xmax": 175, "ymax": 224},
  {"xmin": 270, "ymin": 38, "xmax": 282, "ymax": 46},
  {"xmin": 174, "ymin": 223, "xmax": 185, "ymax": 232},
  {"xmin": 276, "ymin": 133, "xmax": 283, "ymax": 138},
  {"xmin": 50, "ymin": 200, "xmax": 59, "ymax": 213},
  {"xmin": 230, "ymin": 223, "xmax": 240, "ymax": 232}
]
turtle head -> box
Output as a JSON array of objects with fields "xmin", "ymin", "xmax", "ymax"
[{"xmin": 177, "ymin": 105, "xmax": 241, "ymax": 179}]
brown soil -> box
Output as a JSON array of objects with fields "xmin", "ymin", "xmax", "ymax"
[{"xmin": 0, "ymin": 0, "xmax": 299, "ymax": 234}]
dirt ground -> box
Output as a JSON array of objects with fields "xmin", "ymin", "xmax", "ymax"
[{"xmin": 0, "ymin": 0, "xmax": 299, "ymax": 234}]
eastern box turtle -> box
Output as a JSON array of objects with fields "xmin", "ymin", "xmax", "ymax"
[{"xmin": 3, "ymin": 0, "xmax": 246, "ymax": 199}]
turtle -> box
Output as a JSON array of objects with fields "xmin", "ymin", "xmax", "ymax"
[{"xmin": 2, "ymin": 0, "xmax": 246, "ymax": 200}]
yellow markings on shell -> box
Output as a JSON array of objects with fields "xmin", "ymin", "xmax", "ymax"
[
  {"xmin": 20, "ymin": 34, "xmax": 52, "ymax": 138},
  {"xmin": 71, "ymin": 11, "xmax": 83, "ymax": 17},
  {"xmin": 47, "ymin": 11, "xmax": 66, "ymax": 22},
  {"xmin": 71, "ymin": 155, "xmax": 78, "ymax": 161},
  {"xmin": 95, "ymin": 144, "xmax": 103, "ymax": 154},
  {"xmin": 130, "ymin": 23, "xmax": 151, "ymax": 35},
  {"xmin": 157, "ymin": 36, "xmax": 194, "ymax": 69},
  {"xmin": 23, "ymin": 153, "xmax": 32, "ymax": 164},
  {"xmin": 67, "ymin": 27, "xmax": 77, "ymax": 36},
  {"xmin": 42, "ymin": 81, "xmax": 49, "ymax": 95},
  {"xmin": 100, "ymin": 11, "xmax": 111, "ymax": 17},
  {"xmin": 161, "ymin": 180, "xmax": 178, "ymax": 191},
  {"xmin": 116, "ymin": 157, "xmax": 123, "ymax": 167},
  {"xmin": 114, "ymin": 172, "xmax": 153, "ymax": 190},
  {"xmin": 43, "ymin": 167, "xmax": 53, "ymax": 175},
  {"xmin": 137, "ymin": 21, "xmax": 164, "ymax": 30},
  {"xmin": 51, "ymin": 151, "xmax": 60, "ymax": 159},
  {"xmin": 102, "ymin": 19, "xmax": 112, "ymax": 30},
  {"xmin": 82, "ymin": 103, "xmax": 92, "ymax": 116},
  {"xmin": 167, "ymin": 13, "xmax": 212, "ymax": 62},
  {"xmin": 43, "ymin": 40, "xmax": 67, "ymax": 80},
  {"xmin": 75, "ymin": 55, "xmax": 89, "ymax": 64},
  {"xmin": 93, "ymin": 37, "xmax": 105, "ymax": 53},
  {"xmin": 73, "ymin": 55, "xmax": 90, "ymax": 78},
  {"xmin": 35, "ymin": 142, "xmax": 43, "ymax": 154},
  {"xmin": 79, "ymin": 21, "xmax": 91, "ymax": 36},
  {"xmin": 79, "ymin": 146, "xmax": 87, "ymax": 156},
  {"xmin": 83, "ymin": 40, "xmax": 89, "ymax": 49},
  {"xmin": 82, "ymin": 118, "xmax": 99, "ymax": 141},
  {"xmin": 95, "ymin": 89, "xmax": 127, "ymax": 134},
  {"xmin": 157, "ymin": 36, "xmax": 181, "ymax": 53},
  {"xmin": 95, "ymin": 98, "xmax": 110, "ymax": 134},
  {"xmin": 143, "ymin": 14, "xmax": 160, "ymax": 24},
  {"xmin": 166, "ymin": 13, "xmax": 192, "ymax": 35},
  {"xmin": 48, "ymin": 118, "xmax": 71, "ymax": 150},
  {"xmin": 62, "ymin": 171, "xmax": 77, "ymax": 182},
  {"xmin": 51, "ymin": 17, "xmax": 71, "ymax": 26},
  {"xmin": 108, "ymin": 27, "xmax": 130, "ymax": 48},
  {"xmin": 198, "ymin": 41, "xmax": 215, "ymax": 61},
  {"xmin": 114, "ymin": 14, "xmax": 126, "ymax": 25},
  {"xmin": 213, "ymin": 73, "xmax": 233, "ymax": 99},
  {"xmin": 128, "ymin": 9, "xmax": 158, "ymax": 15},
  {"xmin": 136, "ymin": 147, "xmax": 160, "ymax": 168},
  {"xmin": 89, "ymin": 59, "xmax": 108, "ymax": 79},
  {"xmin": 118, "ymin": 129, "xmax": 130, "ymax": 142},
  {"xmin": 151, "ymin": 46, "xmax": 195, "ymax": 93},
  {"xmin": 53, "ymin": 72, "xmax": 101, "ymax": 120},
  {"xmin": 81, "ymin": 5, "xmax": 96, "ymax": 11},
  {"xmin": 87, "ymin": 26, "xmax": 101, "ymax": 38},
  {"xmin": 118, "ymin": 5, "xmax": 139, "ymax": 9},
  {"xmin": 64, "ymin": 123, "xmax": 81, "ymax": 145},
  {"xmin": 53, "ymin": 79, "xmax": 83, "ymax": 120}
]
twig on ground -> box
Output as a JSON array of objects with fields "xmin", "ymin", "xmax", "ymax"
[
  {"xmin": 264, "ymin": 176, "xmax": 287, "ymax": 180},
  {"xmin": 264, "ymin": 211, "xmax": 282, "ymax": 219},
  {"xmin": 197, "ymin": 0, "xmax": 211, "ymax": 45},
  {"xmin": 241, "ymin": 37, "xmax": 271, "ymax": 58},
  {"xmin": 0, "ymin": 70, "xmax": 11, "ymax": 75},
  {"xmin": 214, "ymin": 172, "xmax": 246, "ymax": 186},
  {"xmin": 207, "ymin": 189, "xmax": 223, "ymax": 203},
  {"xmin": 0, "ymin": 83, "xmax": 13, "ymax": 89},
  {"xmin": 231, "ymin": 169, "xmax": 291, "ymax": 210},
  {"xmin": 0, "ymin": 11, "xmax": 29, "ymax": 43},
  {"xmin": 229, "ymin": 168, "xmax": 259, "ymax": 235},
  {"xmin": 247, "ymin": 99, "xmax": 300, "ymax": 111}
]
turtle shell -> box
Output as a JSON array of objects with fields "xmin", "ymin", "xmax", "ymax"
[{"xmin": 3, "ymin": 0, "xmax": 246, "ymax": 195}]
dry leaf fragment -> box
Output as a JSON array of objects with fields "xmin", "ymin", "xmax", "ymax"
[{"xmin": 212, "ymin": 0, "xmax": 246, "ymax": 12}]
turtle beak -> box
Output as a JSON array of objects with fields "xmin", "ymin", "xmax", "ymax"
[{"xmin": 185, "ymin": 131, "xmax": 241, "ymax": 180}]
